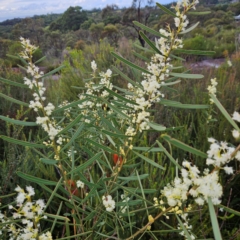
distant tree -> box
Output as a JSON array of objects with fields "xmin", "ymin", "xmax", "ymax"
[
  {"xmin": 87, "ymin": 8, "xmax": 101, "ymax": 13},
  {"xmin": 80, "ymin": 18, "xmax": 95, "ymax": 30},
  {"xmin": 11, "ymin": 18, "xmax": 44, "ymax": 45},
  {"xmin": 75, "ymin": 40, "xmax": 86, "ymax": 50},
  {"xmin": 0, "ymin": 38, "xmax": 12, "ymax": 59},
  {"xmin": 0, "ymin": 18, "xmax": 22, "ymax": 26},
  {"xmin": 89, "ymin": 22, "xmax": 104, "ymax": 42},
  {"xmin": 43, "ymin": 30, "xmax": 66, "ymax": 57},
  {"xmin": 101, "ymin": 4, "xmax": 121, "ymax": 25},
  {"xmin": 75, "ymin": 29, "xmax": 91, "ymax": 42},
  {"xmin": 122, "ymin": 0, "xmax": 154, "ymax": 47},
  {"xmin": 64, "ymin": 31, "xmax": 78, "ymax": 48},
  {"xmin": 227, "ymin": 2, "xmax": 240, "ymax": 15},
  {"xmin": 49, "ymin": 6, "xmax": 88, "ymax": 32},
  {"xmin": 101, "ymin": 24, "xmax": 120, "ymax": 45}
]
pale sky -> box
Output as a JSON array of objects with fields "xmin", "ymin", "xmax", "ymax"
[{"xmin": 0, "ymin": 0, "xmax": 173, "ymax": 22}]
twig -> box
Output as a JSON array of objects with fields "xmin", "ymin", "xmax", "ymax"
[
  {"xmin": 125, "ymin": 207, "xmax": 173, "ymax": 240},
  {"xmin": 220, "ymin": 188, "xmax": 232, "ymax": 230}
]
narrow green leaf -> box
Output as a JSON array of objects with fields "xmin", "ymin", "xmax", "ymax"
[
  {"xmin": 0, "ymin": 136, "xmax": 46, "ymax": 148},
  {"xmin": 56, "ymin": 232, "xmax": 92, "ymax": 240},
  {"xmin": 0, "ymin": 93, "xmax": 29, "ymax": 107},
  {"xmin": 133, "ymin": 21, "xmax": 168, "ymax": 38},
  {"xmin": 208, "ymin": 197, "xmax": 222, "ymax": 240},
  {"xmin": 210, "ymin": 94, "xmax": 240, "ymax": 131},
  {"xmin": 69, "ymin": 152, "xmax": 103, "ymax": 174},
  {"xmin": 176, "ymin": 214, "xmax": 193, "ymax": 240},
  {"xmin": 0, "ymin": 77, "xmax": 28, "ymax": 88},
  {"xmin": 0, "ymin": 193, "xmax": 16, "ymax": 199},
  {"xmin": 99, "ymin": 115, "xmax": 121, "ymax": 133},
  {"xmin": 86, "ymin": 139, "xmax": 116, "ymax": 154},
  {"xmin": 111, "ymin": 99, "xmax": 133, "ymax": 110},
  {"xmin": 165, "ymin": 76, "xmax": 180, "ymax": 82},
  {"xmin": 42, "ymin": 65, "xmax": 65, "ymax": 78},
  {"xmin": 218, "ymin": 204, "xmax": 240, "ymax": 217},
  {"xmin": 169, "ymin": 72, "xmax": 204, "ymax": 79},
  {"xmin": 103, "ymin": 101, "xmax": 131, "ymax": 120},
  {"xmin": 118, "ymin": 174, "xmax": 149, "ymax": 181},
  {"xmin": 160, "ymin": 99, "xmax": 180, "ymax": 104},
  {"xmin": 174, "ymin": 49, "xmax": 215, "ymax": 56},
  {"xmin": 125, "ymin": 188, "xmax": 156, "ymax": 194},
  {"xmin": 45, "ymin": 212, "xmax": 70, "ymax": 221},
  {"xmin": 164, "ymin": 103, "xmax": 208, "ymax": 109},
  {"xmin": 156, "ymin": 3, "xmax": 177, "ymax": 17},
  {"xmin": 133, "ymin": 42, "xmax": 154, "ymax": 53},
  {"xmin": 0, "ymin": 115, "xmax": 37, "ymax": 126},
  {"xmin": 113, "ymin": 85, "xmax": 137, "ymax": 95},
  {"xmin": 17, "ymin": 171, "xmax": 57, "ymax": 185},
  {"xmin": 102, "ymin": 129, "xmax": 128, "ymax": 138},
  {"xmin": 136, "ymin": 170, "xmax": 149, "ymax": 216},
  {"xmin": 169, "ymin": 54, "xmax": 186, "ymax": 61},
  {"xmin": 39, "ymin": 184, "xmax": 69, "ymax": 202},
  {"xmin": 162, "ymin": 80, "xmax": 181, "ymax": 86},
  {"xmin": 53, "ymin": 98, "xmax": 88, "ymax": 113},
  {"xmin": 40, "ymin": 158, "xmax": 58, "ymax": 165},
  {"xmin": 17, "ymin": 64, "xmax": 27, "ymax": 71},
  {"xmin": 170, "ymin": 66, "xmax": 184, "ymax": 70},
  {"xmin": 34, "ymin": 56, "xmax": 46, "ymax": 64},
  {"xmin": 51, "ymin": 201, "xmax": 63, "ymax": 233},
  {"xmin": 148, "ymin": 122, "xmax": 166, "ymax": 131},
  {"xmin": 179, "ymin": 22, "xmax": 199, "ymax": 34},
  {"xmin": 133, "ymin": 151, "xmax": 165, "ymax": 170},
  {"xmin": 139, "ymin": 31, "xmax": 162, "ymax": 55},
  {"xmin": 84, "ymin": 211, "xmax": 97, "ymax": 221},
  {"xmin": 60, "ymin": 123, "xmax": 85, "ymax": 152},
  {"xmin": 122, "ymin": 163, "xmax": 141, "ymax": 169},
  {"xmin": 103, "ymin": 87, "xmax": 138, "ymax": 106},
  {"xmin": 161, "ymin": 134, "xmax": 207, "ymax": 158},
  {"xmin": 132, "ymin": 147, "xmax": 163, "ymax": 152},
  {"xmin": 188, "ymin": 11, "xmax": 211, "ymax": 15},
  {"xmin": 133, "ymin": 51, "xmax": 149, "ymax": 62},
  {"xmin": 6, "ymin": 54, "xmax": 21, "ymax": 60},
  {"xmin": 160, "ymin": 99, "xmax": 209, "ymax": 109},
  {"xmin": 57, "ymin": 114, "xmax": 83, "ymax": 135},
  {"xmin": 111, "ymin": 52, "xmax": 151, "ymax": 75},
  {"xmin": 45, "ymin": 178, "xmax": 63, "ymax": 209},
  {"xmin": 156, "ymin": 141, "xmax": 181, "ymax": 169}
]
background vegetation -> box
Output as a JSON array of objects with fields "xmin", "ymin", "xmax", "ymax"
[{"xmin": 1, "ymin": 0, "xmax": 240, "ymax": 239}]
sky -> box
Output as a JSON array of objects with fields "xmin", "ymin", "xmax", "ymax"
[{"xmin": 0, "ymin": 0, "xmax": 173, "ymax": 22}]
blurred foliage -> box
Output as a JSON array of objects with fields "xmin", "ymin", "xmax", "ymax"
[
  {"xmin": 0, "ymin": 1, "xmax": 239, "ymax": 61},
  {"xmin": 49, "ymin": 6, "xmax": 88, "ymax": 32},
  {"xmin": 1, "ymin": 1, "xmax": 240, "ymax": 239}
]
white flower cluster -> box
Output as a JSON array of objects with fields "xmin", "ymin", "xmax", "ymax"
[
  {"xmin": 76, "ymin": 180, "xmax": 84, "ymax": 189},
  {"xmin": 207, "ymin": 78, "xmax": 218, "ymax": 104},
  {"xmin": 58, "ymin": 100, "xmax": 72, "ymax": 117},
  {"xmin": 122, "ymin": 0, "xmax": 199, "ymax": 138},
  {"xmin": 178, "ymin": 213, "xmax": 195, "ymax": 240},
  {"xmin": 227, "ymin": 59, "xmax": 232, "ymax": 67},
  {"xmin": 160, "ymin": 137, "xmax": 239, "ymax": 209},
  {"xmin": 67, "ymin": 148, "xmax": 77, "ymax": 158},
  {"xmin": 206, "ymin": 138, "xmax": 236, "ymax": 169},
  {"xmin": 0, "ymin": 186, "xmax": 52, "ymax": 240},
  {"xmin": 102, "ymin": 195, "xmax": 115, "ymax": 212},
  {"xmin": 39, "ymin": 232, "xmax": 53, "ymax": 240},
  {"xmin": 232, "ymin": 111, "xmax": 240, "ymax": 139},
  {"xmin": 19, "ymin": 37, "xmax": 38, "ymax": 59},
  {"xmin": 91, "ymin": 60, "xmax": 97, "ymax": 72},
  {"xmin": 78, "ymin": 62, "xmax": 114, "ymax": 122},
  {"xmin": 120, "ymin": 194, "xmax": 130, "ymax": 214},
  {"xmin": 233, "ymin": 111, "xmax": 240, "ymax": 122},
  {"xmin": 20, "ymin": 37, "xmax": 63, "ymax": 143}
]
